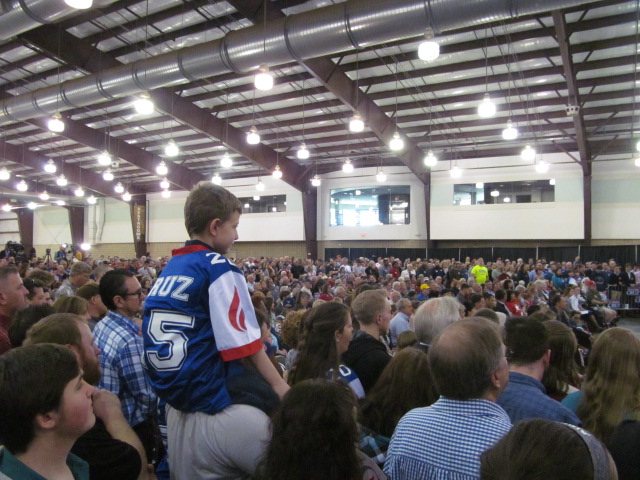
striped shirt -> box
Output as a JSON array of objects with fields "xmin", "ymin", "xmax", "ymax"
[
  {"xmin": 384, "ymin": 397, "xmax": 511, "ymax": 480},
  {"xmin": 94, "ymin": 311, "xmax": 156, "ymax": 427}
]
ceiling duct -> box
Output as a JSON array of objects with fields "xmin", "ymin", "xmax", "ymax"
[
  {"xmin": 0, "ymin": 0, "xmax": 114, "ymax": 43},
  {"xmin": 0, "ymin": 0, "xmax": 598, "ymax": 126}
]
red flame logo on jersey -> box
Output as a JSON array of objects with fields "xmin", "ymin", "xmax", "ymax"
[{"xmin": 228, "ymin": 287, "xmax": 247, "ymax": 332}]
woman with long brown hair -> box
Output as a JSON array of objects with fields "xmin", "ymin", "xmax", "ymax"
[{"xmin": 563, "ymin": 328, "xmax": 640, "ymax": 445}]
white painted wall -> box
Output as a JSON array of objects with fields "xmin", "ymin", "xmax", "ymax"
[
  {"xmin": 33, "ymin": 206, "xmax": 72, "ymax": 248},
  {"xmin": 318, "ymin": 167, "xmax": 427, "ymax": 241},
  {"xmin": 430, "ymin": 156, "xmax": 585, "ymax": 240},
  {"xmin": 592, "ymin": 159, "xmax": 640, "ymax": 240}
]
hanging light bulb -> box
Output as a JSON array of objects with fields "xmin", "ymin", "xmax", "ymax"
[
  {"xmin": 418, "ymin": 28, "xmax": 440, "ymax": 62},
  {"xmin": 503, "ymin": 197, "xmax": 511, "ymax": 203},
  {"xmin": 0, "ymin": 168, "xmax": 10, "ymax": 181},
  {"xmin": 535, "ymin": 161, "xmax": 550, "ymax": 173},
  {"xmin": 27, "ymin": 202, "xmax": 37, "ymax": 210},
  {"xmin": 64, "ymin": 0, "xmax": 93, "ymax": 9},
  {"xmin": 349, "ymin": 113, "xmax": 365, "ymax": 133},
  {"xmin": 272, "ymin": 165, "xmax": 283, "ymax": 179},
  {"xmin": 297, "ymin": 143, "xmax": 310, "ymax": 160},
  {"xmin": 160, "ymin": 178, "xmax": 170, "ymax": 189},
  {"xmin": 114, "ymin": 182, "xmax": 125, "ymax": 194},
  {"xmin": 476, "ymin": 182, "xmax": 484, "ymax": 189},
  {"xmin": 490, "ymin": 189, "xmax": 500, "ymax": 197},
  {"xmin": 521, "ymin": 144, "xmax": 536, "ymax": 161},
  {"xmin": 156, "ymin": 160, "xmax": 169, "ymax": 176},
  {"xmin": 253, "ymin": 195, "xmax": 260, "ymax": 201},
  {"xmin": 74, "ymin": 186, "xmax": 85, "ymax": 197},
  {"xmin": 44, "ymin": 159, "xmax": 57, "ymax": 173},
  {"xmin": 637, "ymin": 140, "xmax": 640, "ymax": 152},
  {"xmin": 502, "ymin": 120, "xmax": 519, "ymax": 140},
  {"xmin": 389, "ymin": 132, "xmax": 404, "ymax": 151},
  {"xmin": 549, "ymin": 179, "xmax": 556, "ymax": 185},
  {"xmin": 87, "ymin": 195, "xmax": 97, "ymax": 205},
  {"xmin": 477, "ymin": 93, "xmax": 497, "ymax": 118},
  {"xmin": 16, "ymin": 179, "xmax": 28, "ymax": 191},
  {"xmin": 634, "ymin": 157, "xmax": 640, "ymax": 167},
  {"xmin": 39, "ymin": 191, "xmax": 50, "ymax": 201},
  {"xmin": 423, "ymin": 150, "xmax": 438, "ymax": 167},
  {"xmin": 97, "ymin": 151, "xmax": 111, "ymax": 166},
  {"xmin": 133, "ymin": 93, "xmax": 154, "ymax": 115},
  {"xmin": 450, "ymin": 166, "xmax": 463, "ymax": 178},
  {"xmin": 56, "ymin": 174, "xmax": 68, "ymax": 187},
  {"xmin": 47, "ymin": 113, "xmax": 65, "ymax": 133},
  {"xmin": 1, "ymin": 204, "xmax": 11, "ymax": 212},
  {"xmin": 342, "ymin": 158, "xmax": 354, "ymax": 173},
  {"xmin": 102, "ymin": 169, "xmax": 114, "ymax": 181},
  {"xmin": 246, "ymin": 126, "xmax": 261, "ymax": 145},
  {"xmin": 254, "ymin": 65, "xmax": 274, "ymax": 91},
  {"xmin": 161, "ymin": 189, "xmax": 171, "ymax": 198},
  {"xmin": 80, "ymin": 242, "xmax": 91, "ymax": 251},
  {"xmin": 311, "ymin": 175, "xmax": 321, "ymax": 187},
  {"xmin": 56, "ymin": 200, "xmax": 65, "ymax": 206},
  {"xmin": 376, "ymin": 169, "xmax": 387, "ymax": 183},
  {"xmin": 220, "ymin": 152, "xmax": 233, "ymax": 168},
  {"xmin": 211, "ymin": 173, "xmax": 222, "ymax": 185},
  {"xmin": 122, "ymin": 191, "xmax": 132, "ymax": 202},
  {"xmin": 256, "ymin": 179, "xmax": 265, "ymax": 192},
  {"xmin": 164, "ymin": 140, "xmax": 179, "ymax": 157}
]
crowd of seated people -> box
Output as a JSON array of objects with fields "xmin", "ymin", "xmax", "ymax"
[{"xmin": 0, "ymin": 249, "xmax": 639, "ymax": 479}]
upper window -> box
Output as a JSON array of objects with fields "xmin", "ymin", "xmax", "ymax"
[
  {"xmin": 453, "ymin": 180, "xmax": 555, "ymax": 206},
  {"xmin": 238, "ymin": 194, "xmax": 286, "ymax": 213},
  {"xmin": 330, "ymin": 186, "xmax": 410, "ymax": 226}
]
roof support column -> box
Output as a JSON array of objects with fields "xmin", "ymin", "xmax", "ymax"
[
  {"xmin": 16, "ymin": 209, "xmax": 34, "ymax": 259},
  {"xmin": 302, "ymin": 190, "xmax": 318, "ymax": 260},
  {"xmin": 130, "ymin": 195, "xmax": 148, "ymax": 259},
  {"xmin": 65, "ymin": 206, "xmax": 85, "ymax": 251}
]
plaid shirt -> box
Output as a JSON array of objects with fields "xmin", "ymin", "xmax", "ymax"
[
  {"xmin": 94, "ymin": 311, "xmax": 156, "ymax": 426},
  {"xmin": 384, "ymin": 398, "xmax": 511, "ymax": 480}
]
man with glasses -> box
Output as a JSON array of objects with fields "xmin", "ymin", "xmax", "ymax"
[{"xmin": 94, "ymin": 269, "xmax": 158, "ymax": 464}]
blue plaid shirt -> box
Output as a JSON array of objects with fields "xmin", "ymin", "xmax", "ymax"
[
  {"xmin": 94, "ymin": 311, "xmax": 156, "ymax": 427},
  {"xmin": 384, "ymin": 397, "xmax": 511, "ymax": 480},
  {"xmin": 497, "ymin": 371, "xmax": 581, "ymax": 426}
]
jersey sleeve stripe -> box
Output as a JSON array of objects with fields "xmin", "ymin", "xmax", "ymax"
[{"xmin": 220, "ymin": 338, "xmax": 262, "ymax": 361}]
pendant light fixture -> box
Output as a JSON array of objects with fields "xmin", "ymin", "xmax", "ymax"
[
  {"xmin": 87, "ymin": 195, "xmax": 97, "ymax": 205},
  {"xmin": 256, "ymin": 178, "xmax": 265, "ymax": 191},
  {"xmin": 272, "ymin": 165, "xmax": 283, "ymax": 179},
  {"xmin": 502, "ymin": 120, "xmax": 518, "ymax": 140},
  {"xmin": 476, "ymin": 182, "xmax": 484, "ymax": 189},
  {"xmin": 247, "ymin": 126, "xmax": 260, "ymax": 145},
  {"xmin": 549, "ymin": 179, "xmax": 556, "ymax": 185},
  {"xmin": 47, "ymin": 113, "xmax": 65, "ymax": 133},
  {"xmin": 490, "ymin": 189, "xmax": 500, "ymax": 197},
  {"xmin": 477, "ymin": 31, "xmax": 496, "ymax": 118},
  {"xmin": 297, "ymin": 143, "xmax": 310, "ymax": 160},
  {"xmin": 635, "ymin": 157, "xmax": 640, "ymax": 167},
  {"xmin": 156, "ymin": 160, "xmax": 169, "ymax": 176},
  {"xmin": 254, "ymin": 66, "xmax": 274, "ymax": 91},
  {"xmin": 311, "ymin": 175, "xmax": 321, "ymax": 187},
  {"xmin": 535, "ymin": 161, "xmax": 549, "ymax": 173},
  {"xmin": 74, "ymin": 186, "xmax": 85, "ymax": 197},
  {"xmin": 56, "ymin": 174, "xmax": 68, "ymax": 187},
  {"xmin": 349, "ymin": 51, "xmax": 365, "ymax": 133},
  {"xmin": 424, "ymin": 107, "xmax": 438, "ymax": 167},
  {"xmin": 418, "ymin": 28, "xmax": 440, "ymax": 62},
  {"xmin": 376, "ymin": 168, "xmax": 387, "ymax": 183},
  {"xmin": 160, "ymin": 178, "xmax": 170, "ymax": 189},
  {"xmin": 102, "ymin": 169, "xmax": 114, "ymax": 181},
  {"xmin": 56, "ymin": 200, "xmax": 66, "ymax": 206},
  {"xmin": 64, "ymin": 0, "xmax": 93, "ymax": 10},
  {"xmin": 44, "ymin": 159, "xmax": 57, "ymax": 173},
  {"xmin": 164, "ymin": 139, "xmax": 179, "ymax": 157},
  {"xmin": 220, "ymin": 93, "xmax": 233, "ymax": 168},
  {"xmin": 220, "ymin": 152, "xmax": 233, "ymax": 168},
  {"xmin": 39, "ymin": 191, "xmax": 50, "ymax": 201},
  {"xmin": 161, "ymin": 189, "xmax": 171, "ymax": 198},
  {"xmin": 1, "ymin": 204, "xmax": 11, "ymax": 212},
  {"xmin": 16, "ymin": 179, "xmax": 28, "ymax": 191},
  {"xmin": 122, "ymin": 191, "xmax": 132, "ymax": 202},
  {"xmin": 134, "ymin": 93, "xmax": 154, "ymax": 115},
  {"xmin": 114, "ymin": 182, "xmax": 125, "ymax": 194},
  {"xmin": 389, "ymin": 62, "xmax": 404, "ymax": 152},
  {"xmin": 342, "ymin": 158, "xmax": 354, "ymax": 173},
  {"xmin": 0, "ymin": 168, "xmax": 10, "ymax": 181},
  {"xmin": 521, "ymin": 144, "xmax": 536, "ymax": 161},
  {"xmin": 27, "ymin": 202, "xmax": 37, "ymax": 210},
  {"xmin": 211, "ymin": 173, "xmax": 222, "ymax": 185}
]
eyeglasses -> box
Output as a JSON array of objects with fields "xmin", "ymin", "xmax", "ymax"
[{"xmin": 121, "ymin": 289, "xmax": 144, "ymax": 298}]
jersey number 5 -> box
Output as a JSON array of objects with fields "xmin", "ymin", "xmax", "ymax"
[{"xmin": 145, "ymin": 311, "xmax": 195, "ymax": 371}]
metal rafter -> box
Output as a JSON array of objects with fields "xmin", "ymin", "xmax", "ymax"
[{"xmin": 18, "ymin": 25, "xmax": 307, "ymax": 192}]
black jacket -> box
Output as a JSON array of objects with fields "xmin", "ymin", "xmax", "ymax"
[{"xmin": 341, "ymin": 330, "xmax": 391, "ymax": 393}]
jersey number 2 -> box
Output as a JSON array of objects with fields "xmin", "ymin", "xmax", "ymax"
[{"xmin": 146, "ymin": 311, "xmax": 195, "ymax": 371}]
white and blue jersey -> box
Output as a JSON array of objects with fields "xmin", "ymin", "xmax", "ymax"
[{"xmin": 142, "ymin": 241, "xmax": 262, "ymax": 415}]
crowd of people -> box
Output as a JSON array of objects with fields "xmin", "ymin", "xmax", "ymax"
[{"xmin": 0, "ymin": 181, "xmax": 639, "ymax": 479}]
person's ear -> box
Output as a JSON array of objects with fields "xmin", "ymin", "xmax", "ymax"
[
  {"xmin": 208, "ymin": 218, "xmax": 221, "ymax": 238},
  {"xmin": 35, "ymin": 411, "xmax": 58, "ymax": 432}
]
